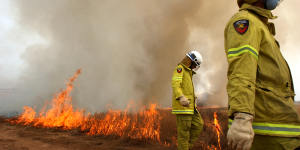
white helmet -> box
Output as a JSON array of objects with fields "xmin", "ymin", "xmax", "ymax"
[{"xmin": 186, "ymin": 50, "xmax": 203, "ymax": 71}]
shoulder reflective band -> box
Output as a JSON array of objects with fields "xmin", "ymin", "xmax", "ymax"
[
  {"xmin": 229, "ymin": 119, "xmax": 300, "ymax": 136},
  {"xmin": 227, "ymin": 45, "xmax": 259, "ymax": 60},
  {"xmin": 172, "ymin": 110, "xmax": 194, "ymax": 114}
]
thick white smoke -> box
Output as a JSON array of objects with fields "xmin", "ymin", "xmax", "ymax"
[
  {"xmin": 0, "ymin": 0, "xmax": 299, "ymax": 115},
  {"xmin": 274, "ymin": 1, "xmax": 300, "ymax": 101}
]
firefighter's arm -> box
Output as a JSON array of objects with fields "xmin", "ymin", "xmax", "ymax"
[
  {"xmin": 225, "ymin": 18, "xmax": 261, "ymax": 118},
  {"xmin": 172, "ymin": 65, "xmax": 184, "ymax": 99}
]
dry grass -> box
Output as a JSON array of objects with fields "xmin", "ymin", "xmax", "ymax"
[
  {"xmin": 7, "ymin": 103, "xmax": 300, "ymax": 150},
  {"xmin": 161, "ymin": 103, "xmax": 300, "ymax": 150},
  {"xmin": 296, "ymin": 103, "xmax": 300, "ymax": 114},
  {"xmin": 81, "ymin": 107, "xmax": 229, "ymax": 149},
  {"xmin": 8, "ymin": 107, "xmax": 229, "ymax": 150},
  {"xmin": 159, "ymin": 107, "xmax": 228, "ymax": 150}
]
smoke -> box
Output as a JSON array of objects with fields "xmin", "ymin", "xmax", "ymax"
[
  {"xmin": 2, "ymin": 0, "xmax": 235, "ymax": 113},
  {"xmin": 273, "ymin": 1, "xmax": 300, "ymax": 101},
  {"xmin": 2, "ymin": 0, "xmax": 299, "ymax": 114}
]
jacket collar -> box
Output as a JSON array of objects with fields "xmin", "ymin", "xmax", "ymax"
[
  {"xmin": 240, "ymin": 3, "xmax": 277, "ymax": 20},
  {"xmin": 240, "ymin": 3, "xmax": 277, "ymax": 35},
  {"xmin": 180, "ymin": 63, "xmax": 196, "ymax": 74}
]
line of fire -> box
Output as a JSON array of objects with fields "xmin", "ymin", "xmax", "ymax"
[{"xmin": 4, "ymin": 69, "xmax": 228, "ymax": 150}]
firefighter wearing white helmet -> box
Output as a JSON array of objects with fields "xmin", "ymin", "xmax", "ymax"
[
  {"xmin": 171, "ymin": 50, "xmax": 204, "ymax": 150},
  {"xmin": 186, "ymin": 50, "xmax": 203, "ymax": 72}
]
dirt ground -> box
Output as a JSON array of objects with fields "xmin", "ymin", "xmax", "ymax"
[
  {"xmin": 0, "ymin": 107, "xmax": 229, "ymax": 150},
  {"xmin": 0, "ymin": 116, "xmax": 175, "ymax": 150},
  {"xmin": 2, "ymin": 104, "xmax": 299, "ymax": 150}
]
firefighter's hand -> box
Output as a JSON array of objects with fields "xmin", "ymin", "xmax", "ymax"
[
  {"xmin": 179, "ymin": 96, "xmax": 190, "ymax": 107},
  {"xmin": 227, "ymin": 113, "xmax": 254, "ymax": 150}
]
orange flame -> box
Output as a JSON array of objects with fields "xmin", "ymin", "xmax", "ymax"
[
  {"xmin": 15, "ymin": 69, "xmax": 85, "ymax": 129},
  {"xmin": 11, "ymin": 69, "xmax": 162, "ymax": 143},
  {"xmin": 81, "ymin": 104, "xmax": 161, "ymax": 142},
  {"xmin": 213, "ymin": 112, "xmax": 222, "ymax": 150},
  {"xmin": 207, "ymin": 145, "xmax": 217, "ymax": 150},
  {"xmin": 17, "ymin": 106, "xmax": 36, "ymax": 125}
]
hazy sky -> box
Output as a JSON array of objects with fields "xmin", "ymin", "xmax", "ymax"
[
  {"xmin": 0, "ymin": 0, "xmax": 299, "ymax": 113},
  {"xmin": 0, "ymin": 0, "xmax": 46, "ymax": 87}
]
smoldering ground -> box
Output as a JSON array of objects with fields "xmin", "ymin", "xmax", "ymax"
[{"xmin": 0, "ymin": 0, "xmax": 299, "ymax": 114}]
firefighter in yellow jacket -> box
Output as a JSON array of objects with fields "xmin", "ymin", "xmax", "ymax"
[
  {"xmin": 171, "ymin": 50, "xmax": 204, "ymax": 150},
  {"xmin": 225, "ymin": 0, "xmax": 300, "ymax": 149}
]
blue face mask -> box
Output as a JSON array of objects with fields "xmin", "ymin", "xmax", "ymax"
[{"xmin": 265, "ymin": 0, "xmax": 280, "ymax": 10}]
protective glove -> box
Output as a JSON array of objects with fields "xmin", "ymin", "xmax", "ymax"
[
  {"xmin": 227, "ymin": 113, "xmax": 254, "ymax": 150},
  {"xmin": 179, "ymin": 96, "xmax": 190, "ymax": 107}
]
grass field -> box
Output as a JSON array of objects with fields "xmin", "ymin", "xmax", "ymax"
[
  {"xmin": 2, "ymin": 104, "xmax": 300, "ymax": 150},
  {"xmin": 161, "ymin": 104, "xmax": 300, "ymax": 149},
  {"xmin": 159, "ymin": 107, "xmax": 228, "ymax": 149}
]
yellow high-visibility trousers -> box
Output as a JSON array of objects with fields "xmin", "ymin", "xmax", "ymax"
[
  {"xmin": 176, "ymin": 111, "xmax": 203, "ymax": 150},
  {"xmin": 251, "ymin": 135, "xmax": 300, "ymax": 150}
]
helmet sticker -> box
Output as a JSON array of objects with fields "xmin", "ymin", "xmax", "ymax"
[
  {"xmin": 188, "ymin": 53, "xmax": 196, "ymax": 60},
  {"xmin": 177, "ymin": 68, "xmax": 182, "ymax": 73},
  {"xmin": 233, "ymin": 19, "xmax": 249, "ymax": 35}
]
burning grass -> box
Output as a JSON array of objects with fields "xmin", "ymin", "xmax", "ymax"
[
  {"xmin": 8, "ymin": 107, "xmax": 229, "ymax": 149},
  {"xmin": 80, "ymin": 104, "xmax": 161, "ymax": 142},
  {"xmin": 5, "ymin": 69, "xmax": 300, "ymax": 150},
  {"xmin": 9, "ymin": 69, "xmax": 163, "ymax": 144},
  {"xmin": 8, "ymin": 69, "xmax": 230, "ymax": 149}
]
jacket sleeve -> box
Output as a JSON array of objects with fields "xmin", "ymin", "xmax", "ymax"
[
  {"xmin": 224, "ymin": 17, "xmax": 261, "ymax": 118},
  {"xmin": 172, "ymin": 65, "xmax": 184, "ymax": 100}
]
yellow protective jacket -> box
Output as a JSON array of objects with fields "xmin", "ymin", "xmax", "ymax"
[
  {"xmin": 225, "ymin": 3, "xmax": 300, "ymax": 137},
  {"xmin": 171, "ymin": 63, "xmax": 197, "ymax": 115}
]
